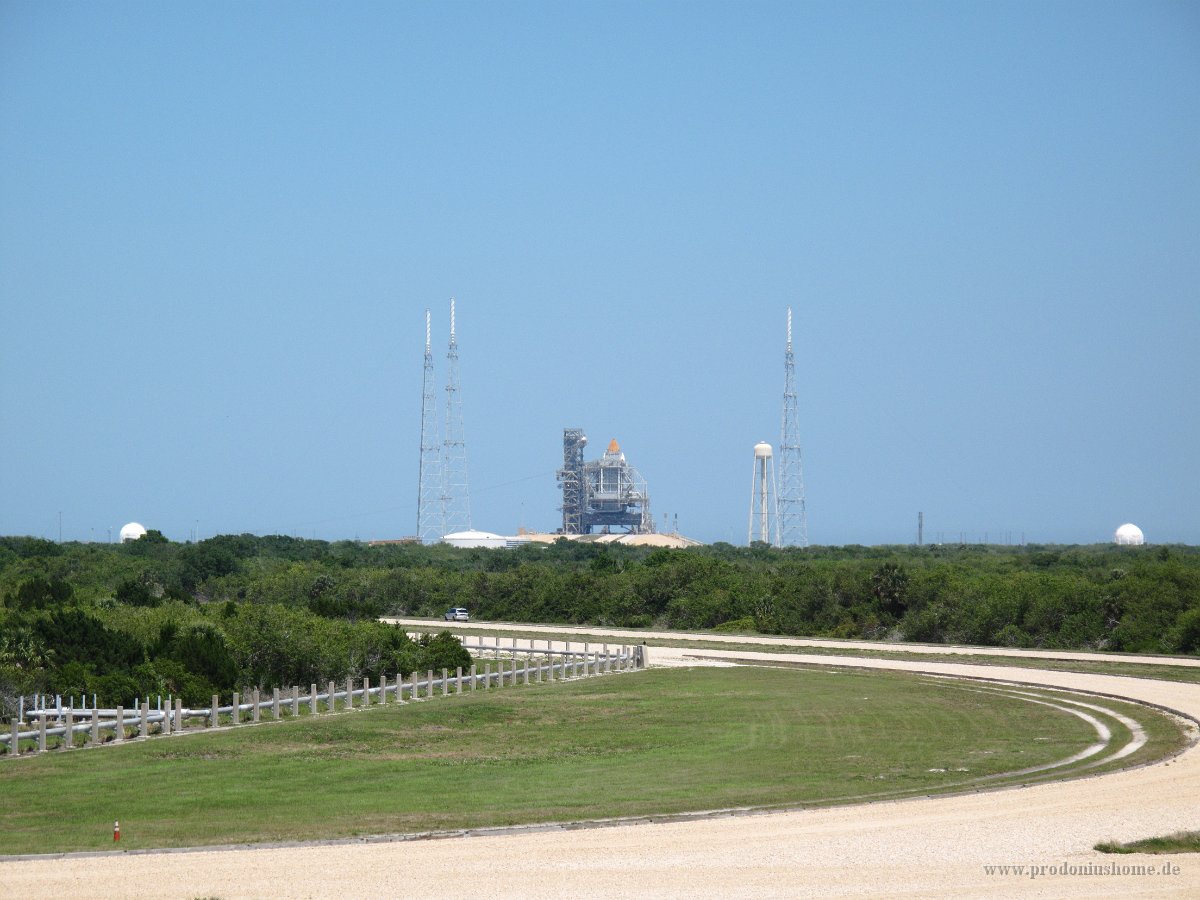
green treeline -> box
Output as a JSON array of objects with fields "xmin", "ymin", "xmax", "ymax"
[
  {"xmin": 2, "ymin": 533, "xmax": 1198, "ymax": 717},
  {"xmin": 0, "ymin": 534, "xmax": 475, "ymax": 715}
]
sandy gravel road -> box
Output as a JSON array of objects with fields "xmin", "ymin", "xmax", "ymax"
[{"xmin": 4, "ymin": 624, "xmax": 1199, "ymax": 898}]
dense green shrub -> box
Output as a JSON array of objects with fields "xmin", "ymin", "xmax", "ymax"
[{"xmin": 2, "ymin": 533, "xmax": 1198, "ymax": 719}]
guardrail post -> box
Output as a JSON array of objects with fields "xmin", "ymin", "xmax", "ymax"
[
  {"xmin": 484, "ymin": 663, "xmax": 491, "ymax": 690},
  {"xmin": 379, "ymin": 674, "xmax": 388, "ymax": 706},
  {"xmin": 162, "ymin": 702, "xmax": 171, "ymax": 736},
  {"xmin": 309, "ymin": 684, "xmax": 317, "ymax": 715},
  {"xmin": 272, "ymin": 688, "xmax": 281, "ymax": 719},
  {"xmin": 138, "ymin": 702, "xmax": 148, "ymax": 738},
  {"xmin": 535, "ymin": 656, "xmax": 543, "ymax": 683},
  {"xmin": 426, "ymin": 670, "xmax": 433, "ymax": 699},
  {"xmin": 252, "ymin": 689, "xmax": 261, "ymax": 723},
  {"xmin": 10, "ymin": 718, "xmax": 19, "ymax": 756},
  {"xmin": 231, "ymin": 692, "xmax": 240, "ymax": 725},
  {"xmin": 90, "ymin": 708, "xmax": 99, "ymax": 744},
  {"xmin": 469, "ymin": 664, "xmax": 476, "ymax": 691},
  {"xmin": 345, "ymin": 677, "xmax": 354, "ymax": 709},
  {"xmin": 363, "ymin": 676, "xmax": 372, "ymax": 707},
  {"xmin": 209, "ymin": 696, "xmax": 217, "ymax": 728},
  {"xmin": 38, "ymin": 716, "xmax": 46, "ymax": 753},
  {"xmin": 327, "ymin": 681, "xmax": 336, "ymax": 712},
  {"xmin": 456, "ymin": 667, "xmax": 463, "ymax": 694},
  {"xmin": 411, "ymin": 671, "xmax": 419, "ymax": 701},
  {"xmin": 439, "ymin": 669, "xmax": 446, "ymax": 697},
  {"xmin": 175, "ymin": 698, "xmax": 184, "ymax": 732}
]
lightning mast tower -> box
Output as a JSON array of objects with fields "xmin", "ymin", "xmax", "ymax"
[
  {"xmin": 441, "ymin": 299, "xmax": 472, "ymax": 534},
  {"xmin": 416, "ymin": 309, "xmax": 443, "ymax": 543},
  {"xmin": 777, "ymin": 307, "xmax": 809, "ymax": 547}
]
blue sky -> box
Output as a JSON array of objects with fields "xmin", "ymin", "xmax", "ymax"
[{"xmin": 1, "ymin": 1, "xmax": 1197, "ymax": 546}]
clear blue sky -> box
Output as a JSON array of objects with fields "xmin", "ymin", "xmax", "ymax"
[{"xmin": 2, "ymin": 1, "xmax": 1197, "ymax": 546}]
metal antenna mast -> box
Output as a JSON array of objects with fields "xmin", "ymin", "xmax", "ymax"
[
  {"xmin": 777, "ymin": 307, "xmax": 809, "ymax": 547},
  {"xmin": 441, "ymin": 298, "xmax": 472, "ymax": 533},
  {"xmin": 416, "ymin": 309, "xmax": 444, "ymax": 543}
]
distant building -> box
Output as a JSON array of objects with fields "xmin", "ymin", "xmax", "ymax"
[
  {"xmin": 1114, "ymin": 523, "xmax": 1145, "ymax": 545},
  {"xmin": 442, "ymin": 530, "xmax": 508, "ymax": 549},
  {"xmin": 119, "ymin": 522, "xmax": 147, "ymax": 543}
]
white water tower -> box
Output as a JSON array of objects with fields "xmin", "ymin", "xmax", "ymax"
[{"xmin": 748, "ymin": 441, "xmax": 778, "ymax": 546}]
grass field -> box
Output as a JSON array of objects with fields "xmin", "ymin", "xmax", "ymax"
[
  {"xmin": 1096, "ymin": 831, "xmax": 1200, "ymax": 854},
  {"xmin": 0, "ymin": 667, "xmax": 1185, "ymax": 855}
]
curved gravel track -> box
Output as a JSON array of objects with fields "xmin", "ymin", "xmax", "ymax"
[{"xmin": 4, "ymin": 626, "xmax": 1199, "ymax": 898}]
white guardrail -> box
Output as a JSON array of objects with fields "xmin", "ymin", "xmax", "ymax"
[{"xmin": 1, "ymin": 637, "xmax": 645, "ymax": 758}]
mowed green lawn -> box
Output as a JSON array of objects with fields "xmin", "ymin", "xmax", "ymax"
[{"xmin": 0, "ymin": 667, "xmax": 1167, "ymax": 854}]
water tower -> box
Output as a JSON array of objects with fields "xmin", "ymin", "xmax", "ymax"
[{"xmin": 748, "ymin": 441, "xmax": 777, "ymax": 546}]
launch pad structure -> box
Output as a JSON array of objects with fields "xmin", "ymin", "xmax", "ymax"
[{"xmin": 557, "ymin": 429, "xmax": 653, "ymax": 535}]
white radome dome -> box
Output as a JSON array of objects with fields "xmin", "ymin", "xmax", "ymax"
[
  {"xmin": 754, "ymin": 441, "xmax": 773, "ymax": 458},
  {"xmin": 119, "ymin": 522, "xmax": 148, "ymax": 543},
  {"xmin": 1113, "ymin": 523, "xmax": 1145, "ymax": 546}
]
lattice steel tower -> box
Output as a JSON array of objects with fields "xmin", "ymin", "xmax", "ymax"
[
  {"xmin": 441, "ymin": 298, "xmax": 472, "ymax": 534},
  {"xmin": 777, "ymin": 307, "xmax": 809, "ymax": 547},
  {"xmin": 416, "ymin": 309, "xmax": 444, "ymax": 543},
  {"xmin": 557, "ymin": 428, "xmax": 587, "ymax": 534}
]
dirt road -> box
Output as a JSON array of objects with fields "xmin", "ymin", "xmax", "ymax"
[{"xmin": 4, "ymin": 624, "xmax": 1198, "ymax": 898}]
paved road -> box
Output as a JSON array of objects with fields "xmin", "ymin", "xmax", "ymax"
[
  {"xmin": 5, "ymin": 624, "xmax": 1198, "ymax": 898},
  {"xmin": 385, "ymin": 617, "xmax": 1200, "ymax": 668}
]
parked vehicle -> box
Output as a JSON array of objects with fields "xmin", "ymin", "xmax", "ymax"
[{"xmin": 444, "ymin": 607, "xmax": 469, "ymax": 622}]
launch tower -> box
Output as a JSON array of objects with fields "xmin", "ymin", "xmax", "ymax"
[{"xmin": 557, "ymin": 429, "xmax": 652, "ymax": 534}]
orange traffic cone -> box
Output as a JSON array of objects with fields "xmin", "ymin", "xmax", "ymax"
[{"xmin": 114, "ymin": 820, "xmax": 120, "ymax": 842}]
